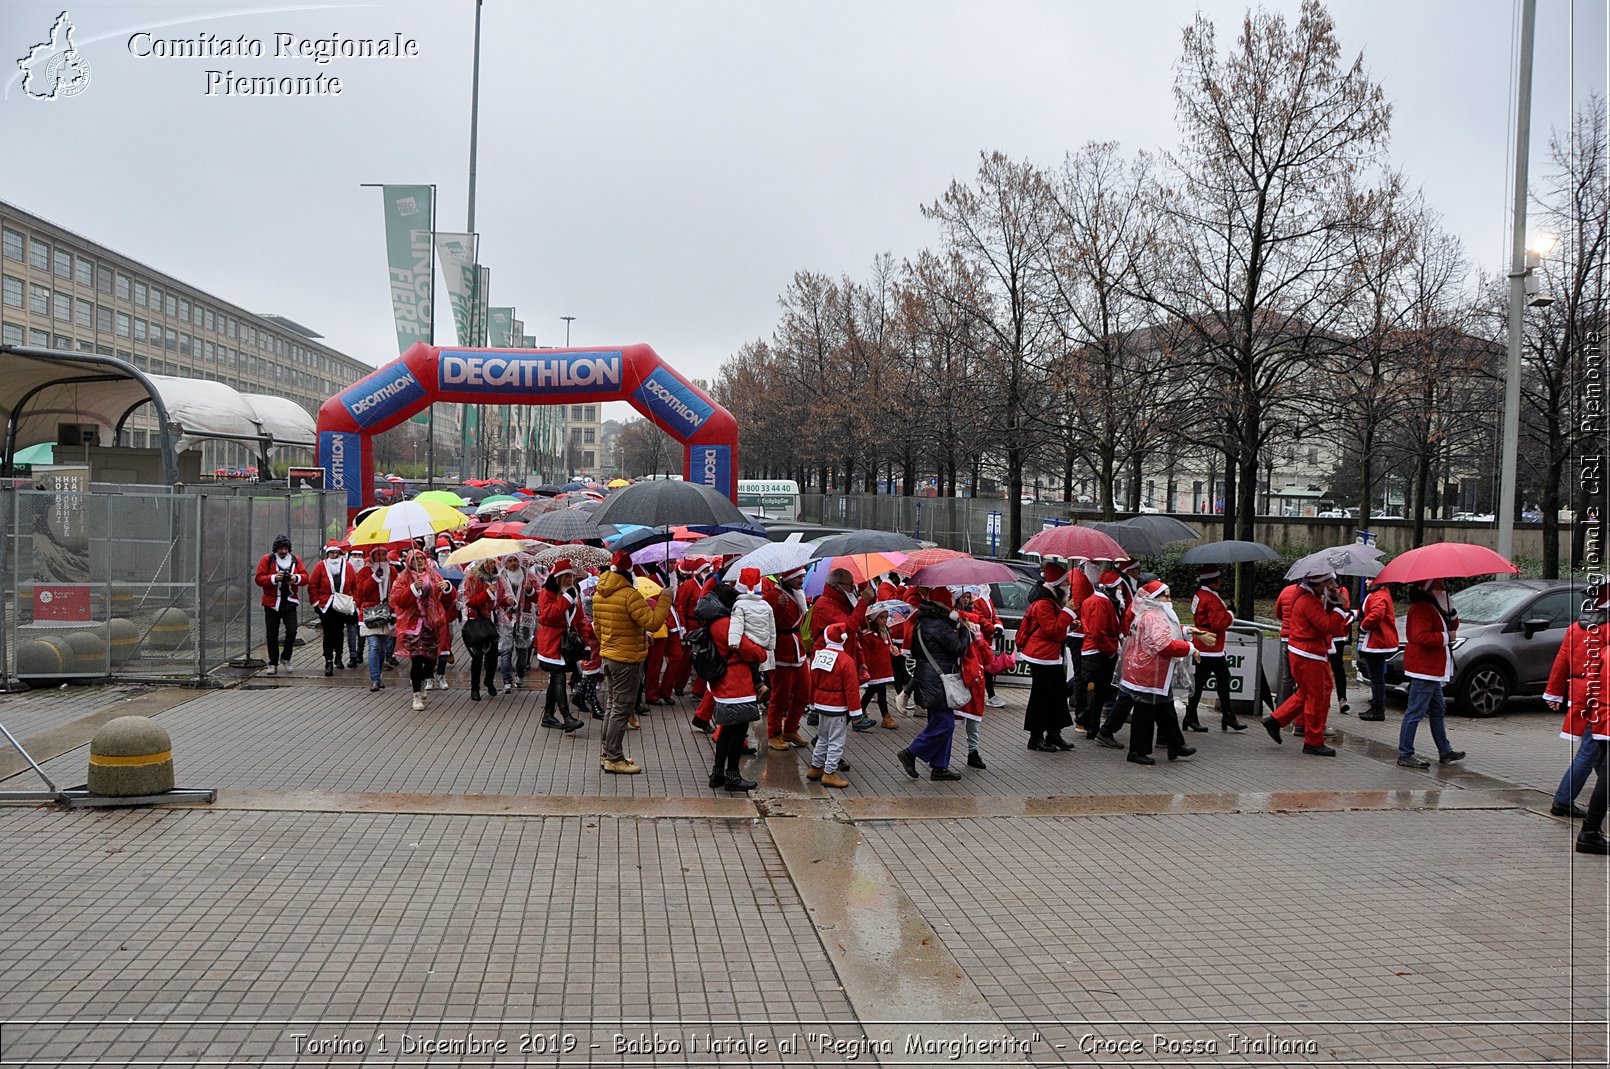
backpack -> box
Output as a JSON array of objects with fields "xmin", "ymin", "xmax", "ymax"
[
  {"xmin": 684, "ymin": 625, "xmax": 728, "ymax": 682},
  {"xmin": 694, "ymin": 590, "xmax": 731, "ymax": 624}
]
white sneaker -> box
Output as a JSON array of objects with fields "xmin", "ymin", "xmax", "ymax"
[
  {"xmin": 436, "ymin": 676, "xmax": 449, "ymax": 690},
  {"xmin": 985, "ymin": 695, "xmax": 1006, "ymax": 708},
  {"xmin": 423, "ymin": 678, "xmax": 434, "ymax": 691},
  {"xmin": 512, "ymin": 676, "xmax": 524, "ymax": 690},
  {"xmin": 895, "ymin": 690, "xmax": 910, "ymax": 714},
  {"xmin": 281, "ymin": 662, "xmax": 293, "ymax": 676},
  {"xmin": 411, "ymin": 693, "xmax": 425, "ymax": 711}
]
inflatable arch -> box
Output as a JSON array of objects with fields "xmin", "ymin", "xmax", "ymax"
[{"xmin": 317, "ymin": 343, "xmax": 738, "ymax": 513}]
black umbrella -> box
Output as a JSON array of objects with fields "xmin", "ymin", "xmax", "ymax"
[
  {"xmin": 1079, "ymin": 520, "xmax": 1169, "ymax": 557},
  {"xmin": 456, "ymin": 485, "xmax": 496, "ymax": 502},
  {"xmin": 808, "ymin": 529, "xmax": 924, "ymax": 559},
  {"xmin": 531, "ymin": 483, "xmax": 566, "ymax": 497},
  {"xmin": 687, "ymin": 530, "xmax": 769, "ymax": 557},
  {"xmin": 591, "ymin": 480, "xmax": 754, "ymax": 530},
  {"xmin": 611, "ymin": 526, "xmax": 677, "ymax": 555},
  {"xmin": 1179, "ymin": 540, "xmax": 1279, "ymax": 565},
  {"xmin": 1122, "ymin": 514, "xmax": 1201, "ymax": 543},
  {"xmin": 520, "ymin": 507, "xmax": 606, "ymax": 542}
]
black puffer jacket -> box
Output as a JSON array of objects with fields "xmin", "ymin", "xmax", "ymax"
[{"xmin": 910, "ymin": 599, "xmax": 970, "ymax": 710}]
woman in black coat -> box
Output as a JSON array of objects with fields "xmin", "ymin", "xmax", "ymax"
[{"xmin": 898, "ymin": 589, "xmax": 973, "ymax": 781}]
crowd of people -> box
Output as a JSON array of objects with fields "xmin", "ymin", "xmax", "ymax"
[{"xmin": 254, "ymin": 527, "xmax": 1610, "ymax": 835}]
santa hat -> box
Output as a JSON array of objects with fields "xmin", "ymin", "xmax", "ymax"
[
  {"xmin": 1121, "ymin": 558, "xmax": 1142, "ymax": 572},
  {"xmin": 1041, "ymin": 560, "xmax": 1068, "ymax": 585},
  {"xmin": 610, "ymin": 550, "xmax": 633, "ymax": 572},
  {"xmin": 1197, "ymin": 566, "xmax": 1221, "ymax": 582},
  {"xmin": 368, "ymin": 545, "xmax": 389, "ymax": 561},
  {"xmin": 677, "ymin": 558, "xmax": 700, "ymax": 575},
  {"xmin": 776, "ymin": 565, "xmax": 807, "ymax": 582},
  {"xmin": 322, "ymin": 541, "xmax": 343, "ymax": 555},
  {"xmin": 1098, "ymin": 568, "xmax": 1122, "ymax": 588},
  {"xmin": 1138, "ymin": 578, "xmax": 1170, "ymax": 600},
  {"xmin": 1305, "ymin": 568, "xmax": 1337, "ymax": 584},
  {"xmin": 548, "ymin": 558, "xmax": 577, "ymax": 580},
  {"xmin": 737, "ymin": 567, "xmax": 761, "ymax": 594},
  {"xmin": 434, "ymin": 534, "xmax": 452, "ymax": 549},
  {"xmin": 822, "ymin": 623, "xmax": 849, "ymax": 649},
  {"xmin": 927, "ymin": 587, "xmax": 954, "ymax": 609}
]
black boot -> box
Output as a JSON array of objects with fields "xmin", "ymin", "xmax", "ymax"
[
  {"xmin": 724, "ymin": 771, "xmax": 757, "ymax": 792},
  {"xmin": 1576, "ymin": 829, "xmax": 1610, "ymax": 854},
  {"xmin": 1026, "ymin": 733, "xmax": 1047, "ymax": 752},
  {"xmin": 709, "ymin": 769, "xmax": 726, "ymax": 789},
  {"xmin": 1168, "ymin": 745, "xmax": 1197, "ymax": 761},
  {"xmin": 1044, "ymin": 733, "xmax": 1075, "ymax": 751},
  {"xmin": 1181, "ymin": 709, "xmax": 1208, "ymax": 733},
  {"xmin": 1221, "ymin": 712, "xmax": 1248, "ymax": 732},
  {"xmin": 967, "ymin": 751, "xmax": 987, "ymax": 770},
  {"xmin": 324, "ymin": 658, "xmax": 334, "ymax": 677}
]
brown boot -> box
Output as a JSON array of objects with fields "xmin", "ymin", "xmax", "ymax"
[
  {"xmin": 880, "ymin": 715, "xmax": 898, "ymax": 730},
  {"xmin": 767, "ymin": 735, "xmax": 790, "ymax": 751},
  {"xmin": 782, "ymin": 730, "xmax": 810, "ymax": 748},
  {"xmin": 821, "ymin": 771, "xmax": 849, "ymax": 788},
  {"xmin": 806, "ymin": 765, "xmax": 823, "ymax": 781},
  {"xmin": 628, "ymin": 714, "xmax": 640, "ymax": 730}
]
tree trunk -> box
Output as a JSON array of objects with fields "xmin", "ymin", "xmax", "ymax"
[
  {"xmin": 1128, "ymin": 451, "xmax": 1144, "ymax": 513},
  {"xmin": 1221, "ymin": 452, "xmax": 1237, "ymax": 543},
  {"xmin": 1007, "ymin": 446, "xmax": 1024, "ymax": 554},
  {"xmin": 1100, "ymin": 450, "xmax": 1116, "ymax": 521},
  {"xmin": 1411, "ymin": 445, "xmax": 1432, "ymax": 549},
  {"xmin": 1542, "ymin": 448, "xmax": 1564, "ymax": 579},
  {"xmin": 1357, "ymin": 425, "xmax": 1375, "ymax": 533},
  {"xmin": 1063, "ymin": 446, "xmax": 1074, "ymax": 503},
  {"xmin": 1235, "ymin": 444, "xmax": 1259, "ymax": 619}
]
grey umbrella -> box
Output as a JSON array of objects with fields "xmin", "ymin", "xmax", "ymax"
[
  {"xmin": 688, "ymin": 530, "xmax": 769, "ymax": 557},
  {"xmin": 520, "ymin": 507, "xmax": 606, "ymax": 542},
  {"xmin": 1285, "ymin": 544, "xmax": 1385, "ymax": 580},
  {"xmin": 1079, "ymin": 520, "xmax": 1169, "ymax": 557},
  {"xmin": 1179, "ymin": 540, "xmax": 1280, "ymax": 565},
  {"xmin": 808, "ymin": 529, "xmax": 924, "ymax": 558},
  {"xmin": 590, "ymin": 479, "xmax": 756, "ymax": 530},
  {"xmin": 1122, "ymin": 514, "xmax": 1201, "ymax": 543}
]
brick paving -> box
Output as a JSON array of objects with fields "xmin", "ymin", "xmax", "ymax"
[
  {"xmin": 0, "ymin": 683, "xmax": 150, "ymax": 742},
  {"xmin": 0, "ymin": 670, "xmax": 1605, "ymax": 1067}
]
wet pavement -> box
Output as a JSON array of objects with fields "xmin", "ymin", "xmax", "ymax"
[{"xmin": 0, "ymin": 668, "xmax": 1605, "ymax": 1066}]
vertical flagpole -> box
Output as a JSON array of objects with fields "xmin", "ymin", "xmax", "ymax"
[
  {"xmin": 1497, "ymin": 0, "xmax": 1536, "ymax": 565},
  {"xmin": 462, "ymin": 0, "xmax": 484, "ymax": 483},
  {"xmin": 427, "ymin": 184, "xmax": 437, "ymax": 490}
]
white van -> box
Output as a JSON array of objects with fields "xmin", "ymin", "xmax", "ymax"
[{"xmin": 736, "ymin": 479, "xmax": 801, "ymax": 520}]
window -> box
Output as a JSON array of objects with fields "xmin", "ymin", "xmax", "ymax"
[
  {"xmin": 75, "ymin": 298, "xmax": 92, "ymax": 327},
  {"xmin": 204, "ymin": 308, "xmax": 214, "ymax": 332},
  {"xmin": 74, "ymin": 258, "xmax": 92, "ymax": 287},
  {"xmin": 192, "ymin": 304, "xmax": 203, "ymax": 327},
  {"xmin": 132, "ymin": 354, "xmax": 146, "ymax": 370},
  {"xmin": 95, "ymin": 344, "xmax": 111, "ymax": 356},
  {"xmin": 28, "ymin": 328, "xmax": 48, "ymax": 346},
  {"xmin": 2, "ymin": 229, "xmax": 22, "ymax": 261},
  {"xmin": 178, "ymin": 298, "xmax": 189, "ymax": 321},
  {"xmin": 165, "ymin": 328, "xmax": 176, "ymax": 351},
  {"xmin": 164, "ymin": 294, "xmax": 177, "ymax": 318},
  {"xmin": 115, "ymin": 350, "xmax": 129, "ymax": 361},
  {"xmin": 1527, "ymin": 591, "xmax": 1577, "ymax": 630},
  {"xmin": 226, "ymin": 316, "xmax": 236, "ymax": 338},
  {"xmin": 52, "ymin": 292, "xmax": 70, "ymax": 320},
  {"xmin": 584, "ymin": 429, "xmax": 595, "ymax": 444},
  {"xmin": 149, "ymin": 286, "xmax": 162, "ymax": 312},
  {"xmin": 1, "ymin": 275, "xmax": 21, "ymax": 309},
  {"xmin": 53, "ymin": 248, "xmax": 71, "ymax": 278},
  {"xmin": 96, "ymin": 305, "xmax": 112, "ymax": 334},
  {"xmin": 1306, "ymin": 447, "xmax": 1319, "ymax": 465},
  {"xmin": 570, "ymin": 405, "xmax": 582, "ymax": 419},
  {"xmin": 133, "ymin": 318, "xmax": 147, "ymax": 341},
  {"xmin": 583, "ymin": 451, "xmax": 595, "ymax": 467},
  {"xmin": 115, "ymin": 273, "xmax": 130, "ymax": 301},
  {"xmin": 95, "ymin": 265, "xmax": 112, "ymax": 295},
  {"xmin": 584, "ymin": 406, "xmax": 596, "ymax": 421},
  {"xmin": 134, "ymin": 281, "xmax": 147, "ymax": 307},
  {"xmin": 28, "ymin": 240, "xmax": 48, "ymax": 271},
  {"xmin": 29, "ymin": 284, "xmax": 47, "ymax": 315},
  {"xmin": 115, "ymin": 312, "xmax": 130, "ymax": 338},
  {"xmin": 179, "ymin": 333, "xmax": 191, "ymax": 356},
  {"xmin": 2, "ymin": 322, "xmax": 22, "ymax": 345}
]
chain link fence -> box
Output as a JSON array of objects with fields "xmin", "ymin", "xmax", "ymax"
[
  {"xmin": 798, "ymin": 493, "xmax": 1074, "ymax": 556},
  {"xmin": 2, "ymin": 486, "xmax": 345, "ymax": 686}
]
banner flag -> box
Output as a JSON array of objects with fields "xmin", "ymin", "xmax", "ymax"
[
  {"xmin": 433, "ymin": 232, "xmax": 478, "ymax": 346},
  {"xmin": 380, "ymin": 186, "xmax": 433, "ymax": 355}
]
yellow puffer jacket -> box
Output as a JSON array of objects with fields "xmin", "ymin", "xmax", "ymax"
[{"xmin": 592, "ymin": 569, "xmax": 671, "ymax": 664}]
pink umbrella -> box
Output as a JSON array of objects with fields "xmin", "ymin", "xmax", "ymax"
[
  {"xmin": 1020, "ymin": 524, "xmax": 1128, "ymax": 562},
  {"xmin": 631, "ymin": 541, "xmax": 693, "ymax": 566},
  {"xmin": 908, "ymin": 558, "xmax": 1018, "ymax": 587},
  {"xmin": 1373, "ymin": 542, "xmax": 1518, "ymax": 585}
]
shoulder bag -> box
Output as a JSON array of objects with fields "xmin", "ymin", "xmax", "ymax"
[{"xmin": 917, "ymin": 625, "xmax": 971, "ymax": 708}]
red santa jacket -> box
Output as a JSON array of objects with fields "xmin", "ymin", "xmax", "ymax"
[
  {"xmin": 1329, "ymin": 585, "xmax": 1352, "ymax": 651},
  {"xmin": 1079, "ymin": 590, "xmax": 1124, "ymax": 657},
  {"xmin": 708, "ymin": 616, "xmax": 768, "ymax": 703},
  {"xmin": 1190, "ymin": 585, "xmax": 1232, "ymax": 657},
  {"xmin": 535, "ymin": 585, "xmax": 593, "ymax": 668},
  {"xmin": 808, "ymin": 642, "xmax": 861, "ymax": 714},
  {"xmin": 1065, "ymin": 570, "xmax": 1094, "ymax": 637},
  {"xmin": 307, "ymin": 559, "xmax": 359, "ymax": 614},
  {"xmin": 255, "ymin": 552, "xmax": 309, "ymax": 610},
  {"xmin": 1275, "ymin": 583, "xmax": 1301, "ymax": 640},
  {"xmin": 1403, "ymin": 599, "xmax": 1458, "ymax": 684},
  {"xmin": 765, "ymin": 579, "xmax": 807, "ymax": 668},
  {"xmin": 1286, "ymin": 586, "xmax": 1352, "ymax": 661},
  {"xmin": 1359, "ymin": 587, "xmax": 1400, "ymax": 653},
  {"xmin": 354, "ymin": 564, "xmax": 393, "ymax": 614},
  {"xmin": 858, "ymin": 623, "xmax": 895, "ymax": 685},
  {"xmin": 461, "ymin": 574, "xmax": 497, "ymax": 620},
  {"xmin": 1014, "ymin": 590, "xmax": 1077, "ymax": 664},
  {"xmin": 955, "ymin": 634, "xmax": 990, "ymax": 721},
  {"xmin": 809, "ymin": 586, "xmax": 868, "ymax": 663},
  {"xmin": 1547, "ymin": 621, "xmax": 1610, "ymax": 739},
  {"xmin": 389, "ymin": 566, "xmax": 449, "ymax": 638},
  {"xmin": 963, "ymin": 598, "xmax": 999, "ymax": 642},
  {"xmin": 673, "ymin": 574, "xmax": 704, "ymax": 638}
]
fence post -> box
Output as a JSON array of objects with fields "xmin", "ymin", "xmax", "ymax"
[{"xmin": 194, "ymin": 494, "xmax": 206, "ymax": 681}]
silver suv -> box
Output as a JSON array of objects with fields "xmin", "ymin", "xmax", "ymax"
[{"xmin": 1381, "ymin": 579, "xmax": 1585, "ymax": 716}]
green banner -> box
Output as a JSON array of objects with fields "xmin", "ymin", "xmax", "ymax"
[
  {"xmin": 379, "ymin": 185, "xmax": 432, "ymax": 355},
  {"xmin": 488, "ymin": 307, "xmax": 515, "ymax": 347},
  {"xmin": 433, "ymin": 233, "xmax": 478, "ymax": 346}
]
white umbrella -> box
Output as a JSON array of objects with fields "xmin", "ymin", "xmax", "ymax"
[{"xmin": 724, "ymin": 541, "xmax": 816, "ymax": 580}]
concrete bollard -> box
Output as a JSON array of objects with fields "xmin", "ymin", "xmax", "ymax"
[
  {"xmin": 87, "ymin": 716, "xmax": 175, "ymax": 797},
  {"xmin": 106, "ymin": 618, "xmax": 142, "ymax": 666},
  {"xmin": 146, "ymin": 607, "xmax": 191, "ymax": 651},
  {"xmin": 15, "ymin": 636, "xmax": 73, "ymax": 682}
]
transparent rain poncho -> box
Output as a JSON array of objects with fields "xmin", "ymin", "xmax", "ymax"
[{"xmin": 1118, "ymin": 594, "xmax": 1189, "ymax": 693}]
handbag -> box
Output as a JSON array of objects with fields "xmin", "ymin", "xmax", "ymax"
[
  {"xmin": 328, "ymin": 592, "xmax": 357, "ymax": 616},
  {"xmin": 361, "ymin": 603, "xmax": 395, "ymax": 628},
  {"xmin": 713, "ymin": 700, "xmax": 762, "ymax": 727},
  {"xmin": 560, "ymin": 628, "xmax": 587, "ymax": 663},
  {"xmin": 917, "ymin": 626, "xmax": 971, "ymax": 708},
  {"xmin": 463, "ymin": 616, "xmax": 498, "ymax": 648}
]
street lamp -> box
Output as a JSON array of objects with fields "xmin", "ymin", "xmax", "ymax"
[{"xmin": 561, "ymin": 316, "xmax": 576, "ymax": 346}]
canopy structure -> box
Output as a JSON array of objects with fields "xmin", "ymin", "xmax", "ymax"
[{"xmin": 0, "ymin": 346, "xmax": 317, "ymax": 484}]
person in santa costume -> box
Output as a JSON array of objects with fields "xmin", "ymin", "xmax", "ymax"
[
  {"xmin": 957, "ymin": 589, "xmax": 1006, "ymax": 709},
  {"xmin": 1014, "ymin": 560, "xmax": 1079, "ymax": 753},
  {"xmin": 898, "ymin": 587, "xmax": 972, "ymax": 781},
  {"xmin": 727, "ymin": 566, "xmax": 777, "ymax": 700},
  {"xmin": 704, "ymin": 584, "xmax": 769, "ymax": 792},
  {"xmin": 1182, "ymin": 566, "xmax": 1243, "ymax": 732},
  {"xmin": 1063, "ymin": 561, "xmax": 1095, "ymax": 725},
  {"xmin": 667, "ymin": 558, "xmax": 705, "ymax": 697},
  {"xmin": 955, "ymin": 599, "xmax": 993, "ymax": 769},
  {"xmin": 806, "ymin": 622, "xmax": 858, "ymax": 788},
  {"xmin": 1396, "ymin": 578, "xmax": 1466, "ymax": 769},
  {"xmin": 763, "ymin": 566, "xmax": 810, "ymax": 743},
  {"xmin": 1545, "ymin": 585, "xmax": 1610, "ymax": 837},
  {"xmin": 857, "ymin": 603, "xmax": 898, "ymax": 730},
  {"xmin": 1116, "ymin": 579, "xmax": 1199, "ymax": 765},
  {"xmin": 1080, "ymin": 568, "xmax": 1127, "ymax": 740},
  {"xmin": 534, "ymin": 558, "xmax": 588, "ymax": 733},
  {"xmin": 1262, "ymin": 568, "xmax": 1354, "ymax": 756},
  {"xmin": 307, "ymin": 540, "xmax": 358, "ymax": 677},
  {"xmin": 796, "ymin": 568, "xmax": 871, "ymax": 750},
  {"xmin": 1356, "ymin": 578, "xmax": 1399, "ymax": 721}
]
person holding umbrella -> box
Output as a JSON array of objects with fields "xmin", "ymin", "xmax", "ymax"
[
  {"xmin": 534, "ymin": 559, "xmax": 588, "ymax": 733},
  {"xmin": 1262, "ymin": 568, "xmax": 1353, "ymax": 756},
  {"xmin": 497, "ymin": 553, "xmax": 537, "ymax": 691},
  {"xmin": 1357, "ymin": 578, "xmax": 1399, "ymax": 722},
  {"xmin": 1015, "ymin": 561, "xmax": 1079, "ymax": 753},
  {"xmin": 1080, "ymin": 568, "xmax": 1126, "ymax": 739},
  {"xmin": 763, "ymin": 565, "xmax": 810, "ymax": 744},
  {"xmin": 1396, "ymin": 579, "xmax": 1466, "ymax": 769},
  {"xmin": 355, "ymin": 546, "xmax": 397, "ymax": 692},
  {"xmin": 1181, "ymin": 567, "xmax": 1242, "ymax": 732},
  {"xmin": 460, "ymin": 558, "xmax": 502, "ymax": 701},
  {"xmin": 795, "ymin": 569, "xmax": 871, "ymax": 750}
]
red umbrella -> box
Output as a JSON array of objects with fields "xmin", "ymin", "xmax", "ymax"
[
  {"xmin": 893, "ymin": 547, "xmax": 969, "ymax": 576},
  {"xmin": 1020, "ymin": 525, "xmax": 1128, "ymax": 562},
  {"xmin": 668, "ymin": 525, "xmax": 709, "ymax": 541},
  {"xmin": 483, "ymin": 520, "xmax": 529, "ymax": 538},
  {"xmin": 1373, "ymin": 542, "xmax": 1518, "ymax": 585},
  {"xmin": 908, "ymin": 558, "xmax": 1017, "ymax": 586}
]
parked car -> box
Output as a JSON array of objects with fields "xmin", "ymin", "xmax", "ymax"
[{"xmin": 1380, "ymin": 578, "xmax": 1585, "ymax": 715}]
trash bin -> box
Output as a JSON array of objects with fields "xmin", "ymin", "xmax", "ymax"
[{"xmin": 1223, "ymin": 623, "xmax": 1280, "ymax": 716}]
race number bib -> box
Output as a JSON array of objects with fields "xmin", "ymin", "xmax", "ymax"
[{"xmin": 811, "ymin": 649, "xmax": 840, "ymax": 672}]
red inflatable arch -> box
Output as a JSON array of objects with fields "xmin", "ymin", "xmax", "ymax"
[{"xmin": 317, "ymin": 343, "xmax": 738, "ymax": 513}]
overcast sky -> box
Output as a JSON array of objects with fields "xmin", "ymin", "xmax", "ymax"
[{"xmin": 2, "ymin": 0, "xmax": 1603, "ymax": 422}]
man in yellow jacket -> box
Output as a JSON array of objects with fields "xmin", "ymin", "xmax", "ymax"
[{"xmin": 592, "ymin": 551, "xmax": 672, "ymax": 774}]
